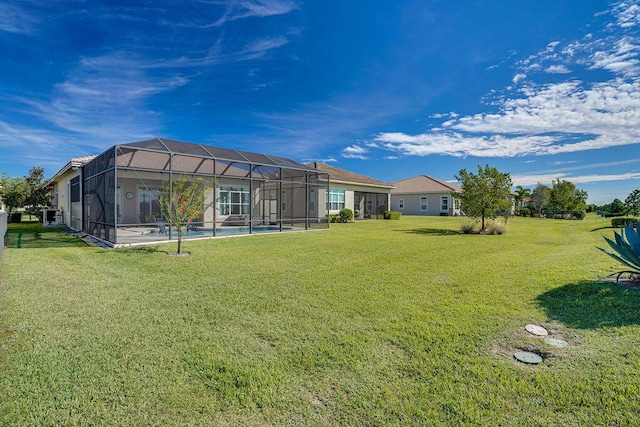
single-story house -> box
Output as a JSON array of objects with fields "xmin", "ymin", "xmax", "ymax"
[
  {"xmin": 390, "ymin": 175, "xmax": 462, "ymax": 216},
  {"xmin": 48, "ymin": 138, "xmax": 330, "ymax": 247},
  {"xmin": 306, "ymin": 162, "xmax": 394, "ymax": 219}
]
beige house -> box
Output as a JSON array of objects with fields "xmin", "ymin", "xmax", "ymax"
[
  {"xmin": 391, "ymin": 175, "xmax": 462, "ymax": 216},
  {"xmin": 47, "ymin": 138, "xmax": 329, "ymax": 247},
  {"xmin": 307, "ymin": 162, "xmax": 394, "ymax": 219}
]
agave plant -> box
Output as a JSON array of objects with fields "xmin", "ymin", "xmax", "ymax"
[{"xmin": 597, "ymin": 223, "xmax": 640, "ymax": 281}]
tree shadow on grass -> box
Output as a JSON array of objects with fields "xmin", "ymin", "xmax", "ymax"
[
  {"xmin": 536, "ymin": 280, "xmax": 640, "ymax": 329},
  {"xmin": 403, "ymin": 228, "xmax": 461, "ymax": 236},
  {"xmin": 4, "ymin": 223, "xmax": 87, "ymax": 249},
  {"xmin": 117, "ymin": 246, "xmax": 161, "ymax": 255}
]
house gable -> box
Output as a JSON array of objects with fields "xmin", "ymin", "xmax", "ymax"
[{"xmin": 390, "ymin": 175, "xmax": 462, "ymax": 216}]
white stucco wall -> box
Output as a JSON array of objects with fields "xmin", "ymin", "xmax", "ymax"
[{"xmin": 391, "ymin": 193, "xmax": 461, "ymax": 216}]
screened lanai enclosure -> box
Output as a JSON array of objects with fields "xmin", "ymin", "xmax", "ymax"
[{"xmin": 81, "ymin": 138, "xmax": 330, "ymax": 246}]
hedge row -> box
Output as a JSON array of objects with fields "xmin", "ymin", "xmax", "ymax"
[{"xmin": 611, "ymin": 217, "xmax": 639, "ymax": 228}]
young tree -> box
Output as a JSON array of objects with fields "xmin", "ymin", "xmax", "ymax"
[
  {"xmin": 514, "ymin": 185, "xmax": 531, "ymax": 208},
  {"xmin": 625, "ymin": 189, "xmax": 640, "ymax": 216},
  {"xmin": 454, "ymin": 164, "xmax": 512, "ymax": 231},
  {"xmin": 529, "ymin": 183, "xmax": 551, "ymax": 216},
  {"xmin": 158, "ymin": 176, "xmax": 205, "ymax": 255},
  {"xmin": 0, "ymin": 174, "xmax": 29, "ymax": 218},
  {"xmin": 548, "ymin": 178, "xmax": 588, "ymax": 212},
  {"xmin": 24, "ymin": 167, "xmax": 50, "ymax": 221},
  {"xmin": 609, "ymin": 198, "xmax": 627, "ymax": 215}
]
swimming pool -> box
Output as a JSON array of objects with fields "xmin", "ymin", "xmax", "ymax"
[{"xmin": 182, "ymin": 225, "xmax": 291, "ymax": 237}]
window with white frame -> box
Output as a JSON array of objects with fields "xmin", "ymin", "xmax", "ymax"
[
  {"xmin": 220, "ymin": 186, "xmax": 249, "ymax": 215},
  {"xmin": 441, "ymin": 196, "xmax": 449, "ymax": 211},
  {"xmin": 398, "ymin": 199, "xmax": 404, "ymax": 210},
  {"xmin": 327, "ymin": 189, "xmax": 345, "ymax": 211},
  {"xmin": 420, "ymin": 196, "xmax": 428, "ymax": 211},
  {"xmin": 454, "ymin": 197, "xmax": 460, "ymax": 210}
]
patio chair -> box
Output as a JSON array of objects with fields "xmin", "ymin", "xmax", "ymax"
[{"xmin": 155, "ymin": 219, "xmax": 167, "ymax": 234}]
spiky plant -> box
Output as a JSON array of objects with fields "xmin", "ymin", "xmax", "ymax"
[{"xmin": 597, "ymin": 222, "xmax": 640, "ymax": 281}]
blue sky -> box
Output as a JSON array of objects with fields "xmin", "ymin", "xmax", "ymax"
[{"xmin": 1, "ymin": 0, "xmax": 640, "ymax": 205}]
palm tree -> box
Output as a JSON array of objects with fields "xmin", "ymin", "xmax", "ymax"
[{"xmin": 514, "ymin": 185, "xmax": 532, "ymax": 208}]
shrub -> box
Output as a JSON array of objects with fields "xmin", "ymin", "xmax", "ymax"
[
  {"xmin": 597, "ymin": 223, "xmax": 640, "ymax": 280},
  {"xmin": 517, "ymin": 207, "xmax": 531, "ymax": 217},
  {"xmin": 329, "ymin": 214, "xmax": 339, "ymax": 223},
  {"xmin": 460, "ymin": 220, "xmax": 477, "ymax": 234},
  {"xmin": 612, "ymin": 217, "xmax": 639, "ymax": 228},
  {"xmin": 544, "ymin": 210, "xmax": 585, "ymax": 220},
  {"xmin": 486, "ymin": 220, "xmax": 507, "ymax": 235},
  {"xmin": 9, "ymin": 212, "xmax": 22, "ymax": 223},
  {"xmin": 572, "ymin": 210, "xmax": 585, "ymax": 220},
  {"xmin": 338, "ymin": 208, "xmax": 354, "ymax": 223},
  {"xmin": 383, "ymin": 211, "xmax": 402, "ymax": 220}
]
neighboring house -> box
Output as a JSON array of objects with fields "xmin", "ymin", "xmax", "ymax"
[
  {"xmin": 390, "ymin": 175, "xmax": 462, "ymax": 216},
  {"xmin": 48, "ymin": 138, "xmax": 330, "ymax": 247},
  {"xmin": 306, "ymin": 162, "xmax": 394, "ymax": 219}
]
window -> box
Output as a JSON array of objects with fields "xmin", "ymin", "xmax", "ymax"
[
  {"xmin": 139, "ymin": 187, "xmax": 161, "ymax": 220},
  {"xmin": 454, "ymin": 197, "xmax": 460, "ymax": 210},
  {"xmin": 420, "ymin": 197, "xmax": 428, "ymax": 211},
  {"xmin": 327, "ymin": 189, "xmax": 345, "ymax": 211},
  {"xmin": 220, "ymin": 186, "xmax": 249, "ymax": 215},
  {"xmin": 398, "ymin": 199, "xmax": 404, "ymax": 210},
  {"xmin": 441, "ymin": 196, "xmax": 449, "ymax": 211},
  {"xmin": 70, "ymin": 176, "xmax": 81, "ymax": 202}
]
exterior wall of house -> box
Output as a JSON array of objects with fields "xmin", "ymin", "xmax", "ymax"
[
  {"xmin": 50, "ymin": 168, "xmax": 83, "ymax": 228},
  {"xmin": 391, "ymin": 193, "xmax": 461, "ymax": 216},
  {"xmin": 327, "ymin": 183, "xmax": 391, "ymax": 216},
  {"xmin": 114, "ymin": 172, "xmax": 216, "ymax": 225}
]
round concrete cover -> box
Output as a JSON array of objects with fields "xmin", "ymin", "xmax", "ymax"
[
  {"xmin": 544, "ymin": 337, "xmax": 569, "ymax": 348},
  {"xmin": 525, "ymin": 324, "xmax": 548, "ymax": 336},
  {"xmin": 514, "ymin": 351, "xmax": 543, "ymax": 364}
]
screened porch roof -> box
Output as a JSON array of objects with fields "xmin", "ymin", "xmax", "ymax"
[{"xmin": 118, "ymin": 138, "xmax": 318, "ymax": 172}]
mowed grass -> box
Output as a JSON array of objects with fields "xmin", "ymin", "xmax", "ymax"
[{"xmin": 1, "ymin": 215, "xmax": 639, "ymax": 425}]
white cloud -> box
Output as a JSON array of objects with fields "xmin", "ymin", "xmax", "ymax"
[
  {"xmin": 237, "ymin": 36, "xmax": 289, "ymax": 60},
  {"xmin": 0, "ymin": 3, "xmax": 39, "ymax": 34},
  {"xmin": 551, "ymin": 160, "xmax": 579, "ymax": 166},
  {"xmin": 512, "ymin": 73, "xmax": 527, "ymax": 84},
  {"xmin": 430, "ymin": 112, "xmax": 459, "ymax": 119},
  {"xmin": 512, "ymin": 171, "xmax": 640, "ymax": 186},
  {"xmin": 342, "ymin": 145, "xmax": 369, "ymax": 160},
  {"xmin": 590, "ymin": 37, "xmax": 640, "ymax": 77},
  {"xmin": 376, "ymin": 132, "xmax": 562, "ymax": 158},
  {"xmin": 546, "ymin": 64, "xmax": 571, "ymax": 73},
  {"xmin": 613, "ymin": 1, "xmax": 640, "ymax": 27},
  {"xmin": 375, "ymin": 1, "xmax": 640, "ymax": 160},
  {"xmin": 207, "ymin": 0, "xmax": 298, "ymax": 27}
]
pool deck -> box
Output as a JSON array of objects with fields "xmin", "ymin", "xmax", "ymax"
[{"xmin": 113, "ymin": 225, "xmax": 302, "ymax": 247}]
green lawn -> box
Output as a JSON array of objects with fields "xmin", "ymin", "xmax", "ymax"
[{"xmin": 1, "ymin": 215, "xmax": 639, "ymax": 426}]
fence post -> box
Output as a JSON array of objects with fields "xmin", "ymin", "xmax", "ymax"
[{"xmin": 0, "ymin": 211, "xmax": 7, "ymax": 258}]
